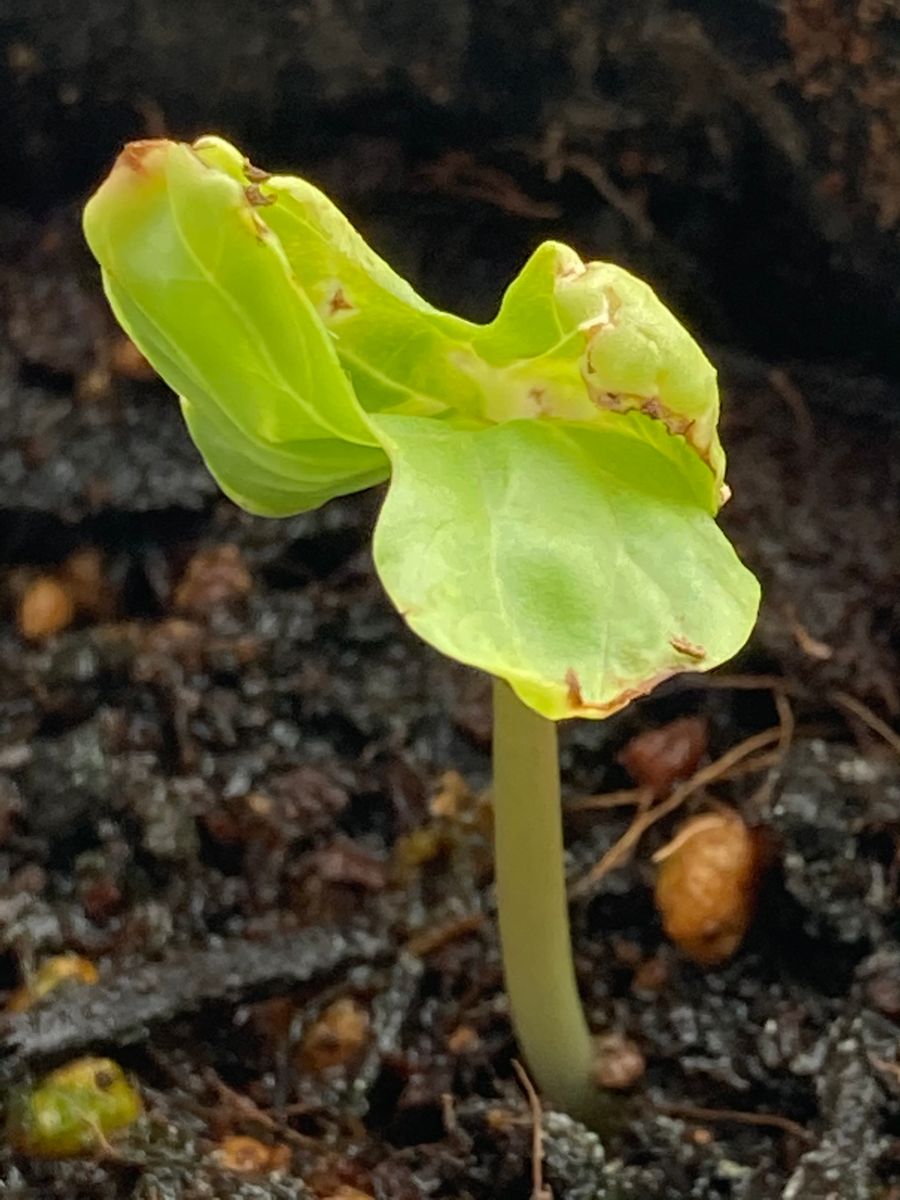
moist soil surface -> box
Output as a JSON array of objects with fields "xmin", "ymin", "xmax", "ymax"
[{"xmin": 0, "ymin": 191, "xmax": 898, "ymax": 1199}]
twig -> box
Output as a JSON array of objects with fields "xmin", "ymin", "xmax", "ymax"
[
  {"xmin": 651, "ymin": 813, "xmax": 731, "ymax": 864},
  {"xmin": 784, "ymin": 603, "xmax": 833, "ymax": 661},
  {"xmin": 653, "ymin": 1099, "xmax": 814, "ymax": 1144},
  {"xmin": 570, "ymin": 725, "xmax": 783, "ymax": 897},
  {"xmin": 417, "ymin": 152, "xmax": 561, "ymax": 220},
  {"xmin": 565, "ymin": 152, "xmax": 655, "ymax": 242},
  {"xmin": 830, "ymin": 690, "xmax": 900, "ymax": 760},
  {"xmin": 768, "ymin": 368, "xmax": 816, "ymax": 453},
  {"xmin": 774, "ymin": 690, "xmax": 796, "ymax": 758},
  {"xmin": 202, "ymin": 1068, "xmax": 313, "ymax": 1147},
  {"xmin": 564, "ymin": 787, "xmax": 653, "ymax": 813},
  {"xmin": 749, "ymin": 689, "xmax": 795, "ymax": 813},
  {"xmin": 404, "ymin": 913, "xmax": 485, "ymax": 957},
  {"xmin": 512, "ymin": 1060, "xmax": 552, "ymax": 1200},
  {"xmin": 716, "ymin": 749, "xmax": 784, "ymax": 780}
]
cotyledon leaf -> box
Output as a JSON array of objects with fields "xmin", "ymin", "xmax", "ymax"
[
  {"xmin": 470, "ymin": 242, "xmax": 726, "ymax": 503},
  {"xmin": 371, "ymin": 414, "xmax": 759, "ymax": 721},
  {"xmin": 190, "ymin": 136, "xmax": 725, "ymax": 505},
  {"xmin": 192, "ymin": 135, "xmax": 485, "ymax": 421},
  {"xmin": 83, "ymin": 139, "xmax": 388, "ymax": 515},
  {"xmin": 101, "ymin": 273, "xmax": 387, "ymax": 516}
]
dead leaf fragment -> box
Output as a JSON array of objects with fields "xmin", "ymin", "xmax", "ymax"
[{"xmin": 211, "ymin": 1135, "xmax": 291, "ymax": 1174}]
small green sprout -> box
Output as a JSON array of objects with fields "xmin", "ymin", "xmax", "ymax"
[{"xmin": 83, "ymin": 137, "xmax": 759, "ymax": 1125}]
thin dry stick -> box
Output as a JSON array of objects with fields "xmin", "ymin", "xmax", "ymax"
[
  {"xmin": 830, "ymin": 690, "xmax": 900, "ymax": 759},
  {"xmin": 404, "ymin": 912, "xmax": 485, "ymax": 958},
  {"xmin": 783, "ymin": 602, "xmax": 833, "ymax": 661},
  {"xmin": 512, "ymin": 1060, "xmax": 552, "ymax": 1200},
  {"xmin": 681, "ymin": 747, "xmax": 790, "ymax": 790},
  {"xmin": 565, "ymin": 152, "xmax": 655, "ymax": 242},
  {"xmin": 768, "ymin": 368, "xmax": 816, "ymax": 453},
  {"xmin": 716, "ymin": 749, "xmax": 784, "ymax": 780},
  {"xmin": 564, "ymin": 786, "xmax": 653, "ymax": 813},
  {"xmin": 565, "ymin": 738, "xmax": 790, "ymax": 815},
  {"xmin": 652, "ymin": 812, "xmax": 732, "ymax": 864},
  {"xmin": 570, "ymin": 725, "xmax": 783, "ymax": 897},
  {"xmin": 653, "ymin": 1100, "xmax": 814, "ymax": 1144},
  {"xmin": 750, "ymin": 689, "xmax": 796, "ymax": 813},
  {"xmin": 202, "ymin": 1068, "xmax": 313, "ymax": 1148},
  {"xmin": 774, "ymin": 690, "xmax": 797, "ymax": 754}
]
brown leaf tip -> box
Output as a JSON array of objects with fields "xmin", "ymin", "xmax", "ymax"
[{"xmin": 118, "ymin": 139, "xmax": 168, "ymax": 175}]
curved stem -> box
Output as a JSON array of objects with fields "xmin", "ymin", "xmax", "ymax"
[{"xmin": 492, "ymin": 678, "xmax": 601, "ymax": 1125}]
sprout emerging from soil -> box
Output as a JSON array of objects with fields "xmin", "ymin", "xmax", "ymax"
[{"xmin": 83, "ymin": 137, "xmax": 759, "ymax": 1126}]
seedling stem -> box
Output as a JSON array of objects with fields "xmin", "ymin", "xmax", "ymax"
[{"xmin": 492, "ymin": 679, "xmax": 601, "ymax": 1124}]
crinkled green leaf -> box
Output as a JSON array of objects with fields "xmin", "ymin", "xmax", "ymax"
[
  {"xmin": 371, "ymin": 414, "xmax": 758, "ymax": 720},
  {"xmin": 190, "ymin": 138, "xmax": 724, "ymax": 506},
  {"xmin": 83, "ymin": 140, "xmax": 388, "ymax": 515},
  {"xmin": 472, "ymin": 243, "xmax": 725, "ymax": 502},
  {"xmin": 192, "ymin": 136, "xmax": 485, "ymax": 421}
]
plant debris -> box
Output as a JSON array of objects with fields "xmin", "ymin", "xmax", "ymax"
[
  {"xmin": 6, "ymin": 956, "xmax": 99, "ymax": 1015},
  {"xmin": 653, "ymin": 808, "xmax": 765, "ymax": 966},
  {"xmin": 6, "ymin": 1057, "xmax": 141, "ymax": 1158}
]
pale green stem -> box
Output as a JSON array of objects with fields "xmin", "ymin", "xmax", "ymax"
[{"xmin": 492, "ymin": 678, "xmax": 602, "ymax": 1125}]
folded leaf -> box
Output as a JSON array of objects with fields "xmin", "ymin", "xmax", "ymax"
[
  {"xmin": 83, "ymin": 140, "xmax": 388, "ymax": 515},
  {"xmin": 192, "ymin": 136, "xmax": 485, "ymax": 421},
  {"xmin": 474, "ymin": 242, "xmax": 725, "ymax": 503},
  {"xmin": 190, "ymin": 138, "xmax": 725, "ymax": 505},
  {"xmin": 371, "ymin": 414, "xmax": 759, "ymax": 720}
]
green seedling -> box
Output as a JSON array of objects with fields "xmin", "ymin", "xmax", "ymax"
[{"xmin": 83, "ymin": 137, "xmax": 759, "ymax": 1125}]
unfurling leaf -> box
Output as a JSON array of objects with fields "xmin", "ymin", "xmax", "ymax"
[{"xmin": 84, "ymin": 135, "xmax": 759, "ymax": 719}]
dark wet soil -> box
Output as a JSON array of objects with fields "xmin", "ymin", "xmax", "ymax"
[{"xmin": 0, "ymin": 201, "xmax": 898, "ymax": 1200}]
